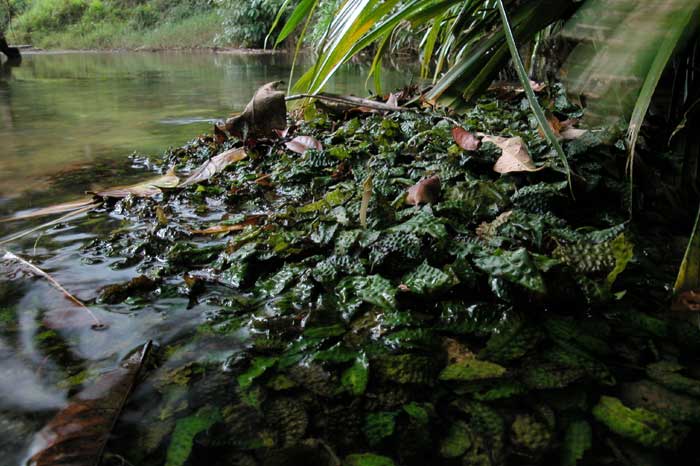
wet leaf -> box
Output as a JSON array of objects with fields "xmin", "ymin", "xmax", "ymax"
[
  {"xmin": 364, "ymin": 412, "xmax": 397, "ymax": 446},
  {"xmin": 592, "ymin": 396, "xmax": 687, "ymax": 449},
  {"xmin": 165, "ymin": 406, "xmax": 221, "ymax": 466},
  {"xmin": 473, "ymin": 248, "xmax": 546, "ymax": 293},
  {"xmin": 440, "ymin": 421, "xmax": 472, "ymax": 458},
  {"xmin": 286, "ymin": 135, "xmax": 323, "ymax": 154},
  {"xmin": 482, "ymin": 135, "xmax": 543, "ymax": 173},
  {"xmin": 561, "ymin": 420, "xmax": 592, "ymax": 466},
  {"xmin": 405, "ymin": 175, "xmax": 441, "ymax": 206},
  {"xmin": 180, "ymin": 148, "xmax": 247, "ymax": 187},
  {"xmin": 95, "ymin": 167, "xmax": 180, "ymax": 198},
  {"xmin": 238, "ymin": 357, "xmax": 278, "ymax": 389},
  {"xmin": 341, "ymin": 353, "xmax": 369, "ymax": 396},
  {"xmin": 452, "ymin": 127, "xmax": 481, "ymax": 151},
  {"xmin": 439, "ymin": 359, "xmax": 506, "ymax": 381},
  {"xmin": 345, "ymin": 453, "xmax": 395, "ymax": 466},
  {"xmin": 27, "ymin": 342, "xmax": 151, "ymax": 466}
]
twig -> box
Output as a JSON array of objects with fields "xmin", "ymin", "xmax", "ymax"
[{"xmin": 1, "ymin": 249, "xmax": 107, "ymax": 330}]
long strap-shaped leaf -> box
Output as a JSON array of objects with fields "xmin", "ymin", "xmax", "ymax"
[
  {"xmin": 496, "ymin": 0, "xmax": 573, "ymax": 194},
  {"xmin": 675, "ymin": 202, "xmax": 700, "ymax": 294}
]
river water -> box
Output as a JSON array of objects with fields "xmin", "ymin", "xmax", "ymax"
[{"xmin": 0, "ymin": 51, "xmax": 410, "ymax": 464}]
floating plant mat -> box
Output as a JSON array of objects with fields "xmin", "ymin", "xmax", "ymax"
[{"xmin": 2, "ymin": 83, "xmax": 699, "ymax": 466}]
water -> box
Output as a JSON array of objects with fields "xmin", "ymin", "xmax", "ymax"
[{"xmin": 0, "ymin": 51, "xmax": 410, "ymax": 464}]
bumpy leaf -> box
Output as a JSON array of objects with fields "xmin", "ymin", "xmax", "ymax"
[
  {"xmin": 561, "ymin": 420, "xmax": 592, "ymax": 466},
  {"xmin": 473, "ymin": 248, "xmax": 546, "ymax": 293},
  {"xmin": 165, "ymin": 406, "xmax": 221, "ymax": 466},
  {"xmin": 364, "ymin": 412, "xmax": 397, "ymax": 446},
  {"xmin": 592, "ymin": 396, "xmax": 687, "ymax": 449},
  {"xmin": 646, "ymin": 361, "xmax": 700, "ymax": 397},
  {"xmin": 401, "ymin": 261, "xmax": 458, "ymax": 295},
  {"xmin": 439, "ymin": 359, "xmax": 506, "ymax": 381},
  {"xmin": 440, "ymin": 421, "xmax": 472, "ymax": 458},
  {"xmin": 345, "ymin": 453, "xmax": 395, "ymax": 466},
  {"xmin": 389, "ymin": 211, "xmax": 447, "ymax": 239},
  {"xmin": 336, "ymin": 275, "xmax": 396, "ymax": 311},
  {"xmin": 342, "ymin": 353, "xmax": 370, "ymax": 396}
]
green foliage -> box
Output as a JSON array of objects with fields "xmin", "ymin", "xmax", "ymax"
[
  {"xmin": 592, "ymin": 396, "xmax": 687, "ymax": 449},
  {"xmin": 216, "ymin": 0, "xmax": 287, "ymax": 48},
  {"xmin": 473, "ymin": 248, "xmax": 548, "ymax": 293},
  {"xmin": 511, "ymin": 414, "xmax": 552, "ymax": 452},
  {"xmin": 401, "ymin": 261, "xmax": 458, "ymax": 295},
  {"xmin": 440, "ymin": 421, "xmax": 472, "ymax": 458},
  {"xmin": 345, "ymin": 453, "xmax": 395, "ymax": 466},
  {"xmin": 364, "ymin": 411, "xmax": 397, "ymax": 446},
  {"xmin": 238, "ymin": 356, "xmax": 278, "ymax": 388},
  {"xmin": 165, "ymin": 406, "xmax": 221, "ymax": 466},
  {"xmin": 439, "ymin": 359, "xmax": 506, "ymax": 382},
  {"xmin": 341, "ymin": 353, "xmax": 369, "ymax": 396},
  {"xmin": 561, "ymin": 420, "xmax": 592, "ymax": 466}
]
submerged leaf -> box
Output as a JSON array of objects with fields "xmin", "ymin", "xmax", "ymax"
[
  {"xmin": 27, "ymin": 342, "xmax": 151, "ymax": 466},
  {"xmin": 165, "ymin": 406, "xmax": 221, "ymax": 466},
  {"xmin": 0, "ymin": 198, "xmax": 97, "ymax": 223}
]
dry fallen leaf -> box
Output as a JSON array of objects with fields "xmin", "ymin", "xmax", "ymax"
[
  {"xmin": 0, "ymin": 198, "xmax": 97, "ymax": 223},
  {"xmin": 406, "ymin": 175, "xmax": 441, "ymax": 206},
  {"xmin": 94, "ymin": 167, "xmax": 180, "ymax": 198},
  {"xmin": 452, "ymin": 127, "xmax": 481, "ymax": 151},
  {"xmin": 214, "ymin": 124, "xmax": 229, "ymax": 144},
  {"xmin": 286, "ymin": 135, "xmax": 323, "ymax": 154},
  {"xmin": 540, "ymin": 114, "xmax": 587, "ymax": 140},
  {"xmin": 671, "ymin": 290, "xmax": 700, "ymax": 312},
  {"xmin": 225, "ymin": 81, "xmax": 287, "ymax": 139},
  {"xmin": 482, "ymin": 135, "xmax": 543, "ymax": 173},
  {"xmin": 180, "ymin": 147, "xmax": 247, "ymax": 187},
  {"xmin": 190, "ymin": 215, "xmax": 263, "ymax": 235}
]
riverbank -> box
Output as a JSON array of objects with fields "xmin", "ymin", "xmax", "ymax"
[{"xmin": 2, "ymin": 80, "xmax": 698, "ymax": 466}]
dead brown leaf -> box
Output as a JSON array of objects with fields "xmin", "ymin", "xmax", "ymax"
[
  {"xmin": 94, "ymin": 167, "xmax": 180, "ymax": 198},
  {"xmin": 405, "ymin": 175, "xmax": 441, "ymax": 206},
  {"xmin": 286, "ymin": 135, "xmax": 323, "ymax": 154},
  {"xmin": 452, "ymin": 127, "xmax": 481, "ymax": 151},
  {"xmin": 482, "ymin": 135, "xmax": 543, "ymax": 174},
  {"xmin": 190, "ymin": 215, "xmax": 263, "ymax": 235},
  {"xmin": 0, "ymin": 198, "xmax": 97, "ymax": 223},
  {"xmin": 214, "ymin": 124, "xmax": 229, "ymax": 144},
  {"xmin": 225, "ymin": 81, "xmax": 287, "ymax": 139},
  {"xmin": 180, "ymin": 147, "xmax": 247, "ymax": 187},
  {"xmin": 27, "ymin": 342, "xmax": 151, "ymax": 466},
  {"xmin": 672, "ymin": 290, "xmax": 700, "ymax": 312}
]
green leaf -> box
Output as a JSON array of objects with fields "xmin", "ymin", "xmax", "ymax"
[
  {"xmin": 592, "ymin": 396, "xmax": 687, "ymax": 449},
  {"xmin": 336, "ymin": 275, "xmax": 397, "ymax": 311},
  {"xmin": 238, "ymin": 357, "xmax": 278, "ymax": 389},
  {"xmin": 389, "ymin": 211, "xmax": 447, "ymax": 239},
  {"xmin": 561, "ymin": 420, "xmax": 592, "ymax": 466},
  {"xmin": 363, "ymin": 411, "xmax": 397, "ymax": 446},
  {"xmin": 341, "ymin": 353, "xmax": 369, "ymax": 395},
  {"xmin": 401, "ymin": 261, "xmax": 458, "ymax": 295},
  {"xmin": 675, "ymin": 202, "xmax": 700, "ymax": 294},
  {"xmin": 607, "ymin": 233, "xmax": 634, "ymax": 286},
  {"xmin": 165, "ymin": 406, "xmax": 221, "ymax": 466},
  {"xmin": 440, "ymin": 421, "xmax": 472, "ymax": 458},
  {"xmin": 473, "ymin": 248, "xmax": 546, "ymax": 293},
  {"xmin": 344, "ymin": 453, "xmax": 395, "ymax": 466},
  {"xmin": 274, "ymin": 0, "xmax": 318, "ymax": 46},
  {"xmin": 439, "ymin": 359, "xmax": 506, "ymax": 381}
]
